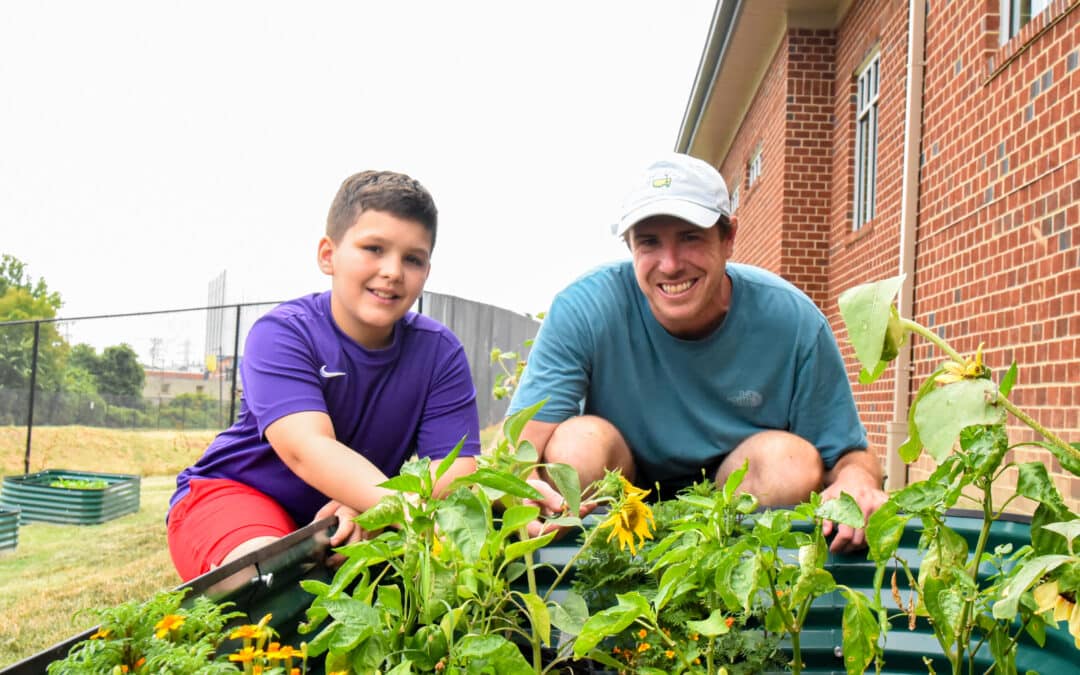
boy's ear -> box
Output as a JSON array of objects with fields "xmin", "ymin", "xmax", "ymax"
[{"xmin": 317, "ymin": 236, "xmax": 335, "ymax": 276}]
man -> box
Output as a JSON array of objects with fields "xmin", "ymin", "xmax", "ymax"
[{"xmin": 509, "ymin": 153, "xmax": 885, "ymax": 552}]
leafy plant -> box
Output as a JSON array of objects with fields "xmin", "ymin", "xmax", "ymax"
[
  {"xmin": 571, "ymin": 465, "xmax": 868, "ymax": 675},
  {"xmin": 297, "ymin": 401, "xmax": 643, "ymax": 674},
  {"xmin": 839, "ymin": 275, "xmax": 1080, "ymax": 674},
  {"xmin": 48, "ymin": 478, "xmax": 108, "ymax": 489}
]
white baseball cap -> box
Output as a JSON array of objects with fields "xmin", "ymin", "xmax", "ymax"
[{"xmin": 612, "ymin": 153, "xmax": 731, "ymax": 238}]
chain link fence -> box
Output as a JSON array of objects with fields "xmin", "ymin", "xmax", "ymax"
[{"xmin": 0, "ymin": 293, "xmax": 538, "ymax": 472}]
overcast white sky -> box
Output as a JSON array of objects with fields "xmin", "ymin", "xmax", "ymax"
[{"xmin": 1, "ymin": 1, "xmax": 714, "ymax": 365}]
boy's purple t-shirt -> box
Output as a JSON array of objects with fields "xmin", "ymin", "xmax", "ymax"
[{"xmin": 170, "ymin": 291, "xmax": 481, "ymax": 526}]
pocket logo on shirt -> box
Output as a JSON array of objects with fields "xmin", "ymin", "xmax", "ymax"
[
  {"xmin": 319, "ymin": 365, "xmax": 347, "ymax": 379},
  {"xmin": 726, "ymin": 390, "xmax": 763, "ymax": 408}
]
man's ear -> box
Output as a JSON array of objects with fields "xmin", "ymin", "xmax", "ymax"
[{"xmin": 317, "ymin": 236, "xmax": 335, "ymax": 276}]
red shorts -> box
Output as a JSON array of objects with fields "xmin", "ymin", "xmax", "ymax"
[{"xmin": 167, "ymin": 478, "xmax": 297, "ymax": 582}]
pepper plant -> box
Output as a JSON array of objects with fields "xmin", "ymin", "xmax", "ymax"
[{"xmin": 839, "ymin": 275, "xmax": 1080, "ymax": 674}]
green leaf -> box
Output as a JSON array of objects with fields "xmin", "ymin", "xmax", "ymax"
[
  {"xmin": 356, "ymin": 497, "xmax": 405, "ymax": 531},
  {"xmin": 379, "ymin": 473, "xmax": 424, "ymax": 494},
  {"xmin": 993, "ymin": 554, "xmax": 1073, "ymax": 620},
  {"xmin": 686, "ymin": 609, "xmax": 733, "ymax": 637},
  {"xmin": 497, "ymin": 504, "xmax": 541, "ymax": 541},
  {"xmin": 456, "ymin": 634, "xmax": 532, "ymax": 673},
  {"xmin": 922, "ymin": 576, "xmax": 962, "ymax": 650},
  {"xmin": 817, "ymin": 492, "xmax": 865, "ymax": 529},
  {"xmin": 545, "ymin": 462, "xmax": 582, "ymax": 519},
  {"xmin": 549, "ymin": 590, "xmax": 589, "ymax": 637},
  {"xmin": 575, "ymin": 592, "xmax": 653, "ymax": 656},
  {"xmin": 434, "ymin": 436, "xmax": 466, "ymax": 484},
  {"xmin": 837, "ymin": 275, "xmax": 905, "ymax": 372},
  {"xmin": 504, "ymin": 530, "xmax": 556, "ymax": 562},
  {"xmin": 1016, "ymin": 462, "xmax": 1068, "ymax": 510},
  {"xmin": 840, "ymin": 589, "xmax": 879, "ymax": 675},
  {"xmin": 503, "ymin": 399, "xmax": 547, "ymax": 446},
  {"xmin": 999, "ymin": 361, "xmax": 1018, "ymax": 397},
  {"xmin": 517, "ymin": 591, "xmax": 551, "ymax": 646},
  {"xmin": 435, "ymin": 488, "xmax": 489, "ymax": 564},
  {"xmin": 728, "ymin": 554, "xmax": 762, "ymax": 613},
  {"xmin": 866, "ymin": 501, "xmax": 910, "ymax": 563},
  {"xmin": 1030, "ymin": 440, "xmax": 1080, "ymax": 476},
  {"xmin": 914, "ymin": 379, "xmax": 1004, "ymax": 463},
  {"xmin": 722, "ymin": 459, "xmax": 749, "ymax": 501},
  {"xmin": 514, "ymin": 439, "xmax": 539, "ymax": 464},
  {"xmin": 1041, "ymin": 520, "xmax": 1080, "ymax": 553},
  {"xmin": 468, "ymin": 468, "xmax": 543, "ymax": 499}
]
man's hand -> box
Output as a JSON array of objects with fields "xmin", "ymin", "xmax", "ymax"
[
  {"xmin": 314, "ymin": 500, "xmax": 365, "ymax": 567},
  {"xmin": 524, "ymin": 478, "xmax": 595, "ymax": 539},
  {"xmin": 820, "ymin": 464, "xmax": 887, "ymax": 554}
]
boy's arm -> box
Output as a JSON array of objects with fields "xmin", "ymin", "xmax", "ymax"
[{"xmin": 266, "ymin": 410, "xmax": 398, "ymax": 513}]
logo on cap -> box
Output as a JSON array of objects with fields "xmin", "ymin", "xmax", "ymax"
[{"xmin": 652, "ymin": 176, "xmax": 672, "ymax": 189}]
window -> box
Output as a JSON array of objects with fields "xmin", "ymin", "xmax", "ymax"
[
  {"xmin": 1000, "ymin": 0, "xmax": 1051, "ymax": 43},
  {"xmin": 747, "ymin": 147, "xmax": 763, "ymax": 188},
  {"xmin": 853, "ymin": 53, "xmax": 880, "ymax": 229},
  {"xmin": 196, "ymin": 385, "xmax": 204, "ymax": 394},
  {"xmin": 730, "ymin": 184, "xmax": 740, "ymax": 214},
  {"xmin": 161, "ymin": 383, "xmax": 171, "ymax": 394}
]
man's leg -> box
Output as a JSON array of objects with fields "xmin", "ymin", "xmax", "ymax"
[
  {"xmin": 715, "ymin": 430, "xmax": 824, "ymax": 506},
  {"xmin": 541, "ymin": 415, "xmax": 636, "ymax": 490}
]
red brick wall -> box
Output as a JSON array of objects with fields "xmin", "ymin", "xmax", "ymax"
[
  {"xmin": 721, "ymin": 39, "xmax": 788, "ymax": 276},
  {"xmin": 911, "ymin": 0, "xmax": 1080, "ymax": 507},
  {"xmin": 716, "ymin": 0, "xmax": 1080, "ymax": 510}
]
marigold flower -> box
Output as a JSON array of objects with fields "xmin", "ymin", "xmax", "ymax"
[
  {"xmin": 665, "ymin": 649, "xmax": 676, "ymax": 659},
  {"xmin": 690, "ymin": 633, "xmax": 699, "ymax": 641},
  {"xmin": 89, "ymin": 627, "xmax": 111, "ymax": 640},
  {"xmin": 637, "ymin": 628, "xmax": 648, "ymax": 638},
  {"xmin": 638, "ymin": 642, "xmax": 650, "ymax": 653},
  {"xmin": 229, "ymin": 646, "xmax": 260, "ymax": 663},
  {"xmin": 153, "ymin": 614, "xmax": 185, "ymax": 638},
  {"xmin": 725, "ymin": 616, "xmax": 735, "ymax": 628},
  {"xmin": 230, "ymin": 622, "xmax": 270, "ymax": 641},
  {"xmin": 694, "ymin": 657, "xmax": 702, "ymax": 665},
  {"xmin": 937, "ymin": 343, "xmax": 989, "ymax": 384},
  {"xmin": 599, "ymin": 489, "xmax": 655, "ymax": 555}
]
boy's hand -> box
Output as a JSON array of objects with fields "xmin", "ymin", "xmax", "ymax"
[
  {"xmin": 524, "ymin": 478, "xmax": 594, "ymax": 539},
  {"xmin": 314, "ymin": 500, "xmax": 364, "ymax": 567}
]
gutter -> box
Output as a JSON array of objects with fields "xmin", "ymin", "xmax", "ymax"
[
  {"xmin": 675, "ymin": 0, "xmax": 742, "ymax": 152},
  {"xmin": 886, "ymin": 0, "xmax": 927, "ymax": 490}
]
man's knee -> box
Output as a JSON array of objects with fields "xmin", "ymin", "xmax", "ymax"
[
  {"xmin": 545, "ymin": 415, "xmax": 635, "ymax": 484},
  {"xmin": 718, "ymin": 430, "xmax": 824, "ymax": 504}
]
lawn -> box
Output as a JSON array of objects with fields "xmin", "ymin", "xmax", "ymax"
[{"xmin": 0, "ymin": 423, "xmax": 499, "ymax": 669}]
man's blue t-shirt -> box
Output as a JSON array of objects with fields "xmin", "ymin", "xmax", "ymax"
[
  {"xmin": 171, "ymin": 291, "xmax": 481, "ymax": 526},
  {"xmin": 508, "ymin": 261, "xmax": 867, "ymax": 489}
]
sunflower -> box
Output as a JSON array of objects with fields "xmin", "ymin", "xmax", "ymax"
[
  {"xmin": 599, "ymin": 479, "xmax": 655, "ymax": 555},
  {"xmin": 1034, "ymin": 580, "xmax": 1080, "ymax": 648},
  {"xmin": 937, "ymin": 342, "xmax": 990, "ymax": 384}
]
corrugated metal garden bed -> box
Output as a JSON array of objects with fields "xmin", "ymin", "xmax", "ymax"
[{"xmin": 0, "ymin": 469, "xmax": 140, "ymax": 525}]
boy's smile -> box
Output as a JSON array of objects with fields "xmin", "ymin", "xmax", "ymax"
[{"xmin": 318, "ymin": 209, "xmax": 432, "ymax": 349}]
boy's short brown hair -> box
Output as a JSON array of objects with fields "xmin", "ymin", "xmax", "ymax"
[{"xmin": 326, "ymin": 170, "xmax": 438, "ymax": 249}]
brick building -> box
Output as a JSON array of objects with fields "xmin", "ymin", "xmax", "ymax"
[{"xmin": 677, "ymin": 0, "xmax": 1079, "ymax": 510}]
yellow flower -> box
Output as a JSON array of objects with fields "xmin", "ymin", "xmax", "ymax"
[
  {"xmin": 637, "ymin": 642, "xmax": 651, "ymax": 653},
  {"xmin": 1034, "ymin": 580, "xmax": 1080, "ymax": 648},
  {"xmin": 637, "ymin": 628, "xmax": 647, "ymax": 639},
  {"xmin": 153, "ymin": 614, "xmax": 185, "ymax": 638},
  {"xmin": 599, "ymin": 490, "xmax": 655, "ymax": 555},
  {"xmin": 229, "ymin": 646, "xmax": 260, "ymax": 663},
  {"xmin": 665, "ymin": 649, "xmax": 676, "ymax": 659},
  {"xmin": 90, "ymin": 627, "xmax": 112, "ymax": 640},
  {"xmin": 937, "ymin": 343, "xmax": 989, "ymax": 384}
]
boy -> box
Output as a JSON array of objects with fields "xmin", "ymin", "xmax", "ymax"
[{"xmin": 168, "ymin": 170, "xmax": 481, "ymax": 581}]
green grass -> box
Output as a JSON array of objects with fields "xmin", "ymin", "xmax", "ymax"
[
  {"xmin": 0, "ymin": 475, "xmax": 179, "ymax": 668},
  {"xmin": 0, "ymin": 423, "xmax": 501, "ymax": 669}
]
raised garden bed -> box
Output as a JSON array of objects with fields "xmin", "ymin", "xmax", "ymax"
[
  {"xmin": 4, "ymin": 510, "xmax": 1076, "ymax": 675},
  {"xmin": 0, "ymin": 469, "xmax": 140, "ymax": 525},
  {"xmin": 0, "ymin": 506, "xmax": 19, "ymax": 552}
]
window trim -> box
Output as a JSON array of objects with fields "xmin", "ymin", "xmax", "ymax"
[
  {"xmin": 999, "ymin": 0, "xmax": 1052, "ymax": 44},
  {"xmin": 853, "ymin": 52, "xmax": 880, "ymax": 230}
]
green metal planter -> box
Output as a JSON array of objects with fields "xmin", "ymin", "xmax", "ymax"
[
  {"xmin": 4, "ymin": 511, "xmax": 1077, "ymax": 674},
  {"xmin": 0, "ymin": 470, "xmax": 140, "ymax": 525},
  {"xmin": 0, "ymin": 506, "xmax": 19, "ymax": 551}
]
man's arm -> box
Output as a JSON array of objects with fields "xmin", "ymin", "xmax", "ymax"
[{"xmin": 821, "ymin": 449, "xmax": 887, "ymax": 553}]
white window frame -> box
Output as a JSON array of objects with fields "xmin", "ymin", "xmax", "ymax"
[
  {"xmin": 853, "ymin": 53, "xmax": 880, "ymax": 230},
  {"xmin": 730, "ymin": 184, "xmax": 740, "ymax": 214},
  {"xmin": 1000, "ymin": 0, "xmax": 1052, "ymax": 43},
  {"xmin": 747, "ymin": 147, "xmax": 763, "ymax": 188}
]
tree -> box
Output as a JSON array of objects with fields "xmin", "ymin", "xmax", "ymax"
[{"xmin": 96, "ymin": 344, "xmax": 145, "ymax": 400}]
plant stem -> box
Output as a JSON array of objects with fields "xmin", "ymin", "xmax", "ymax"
[
  {"xmin": 996, "ymin": 395, "xmax": 1080, "ymax": 464},
  {"xmin": 517, "ymin": 529, "xmax": 543, "ymax": 673},
  {"xmin": 541, "ymin": 519, "xmax": 604, "ymax": 604},
  {"xmin": 901, "ymin": 319, "xmax": 964, "ymax": 363}
]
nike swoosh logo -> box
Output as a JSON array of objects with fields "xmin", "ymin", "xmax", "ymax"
[{"xmin": 319, "ymin": 365, "xmax": 347, "ymax": 379}]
